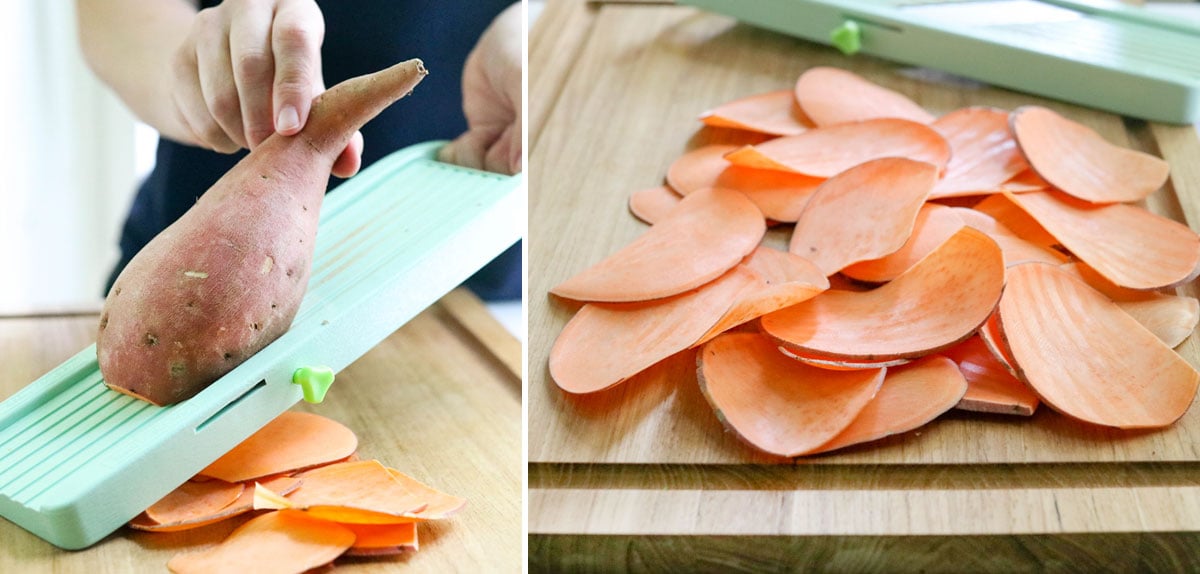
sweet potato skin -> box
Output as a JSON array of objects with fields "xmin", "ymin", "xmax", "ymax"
[
  {"xmin": 97, "ymin": 166, "xmax": 316, "ymax": 405},
  {"xmin": 97, "ymin": 59, "xmax": 427, "ymax": 405}
]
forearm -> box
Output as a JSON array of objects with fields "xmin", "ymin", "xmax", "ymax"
[{"xmin": 76, "ymin": 0, "xmax": 198, "ymax": 143}]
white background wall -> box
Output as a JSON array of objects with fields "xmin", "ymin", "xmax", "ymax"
[{"xmin": 0, "ymin": 1, "xmax": 156, "ymax": 316}]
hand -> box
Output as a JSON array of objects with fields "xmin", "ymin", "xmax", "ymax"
[
  {"xmin": 439, "ymin": 3, "xmax": 522, "ymax": 175},
  {"xmin": 170, "ymin": 0, "xmax": 361, "ymax": 176}
]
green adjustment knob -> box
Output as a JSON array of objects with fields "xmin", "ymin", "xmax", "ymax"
[
  {"xmin": 292, "ymin": 366, "xmax": 335, "ymax": 404},
  {"xmin": 830, "ymin": 20, "xmax": 862, "ymax": 56}
]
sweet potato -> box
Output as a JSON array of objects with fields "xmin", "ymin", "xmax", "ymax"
[
  {"xmin": 997, "ymin": 262, "xmax": 1199, "ymax": 428},
  {"xmin": 97, "ymin": 59, "xmax": 428, "ymax": 405}
]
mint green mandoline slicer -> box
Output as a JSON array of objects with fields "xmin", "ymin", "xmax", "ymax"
[
  {"xmin": 0, "ymin": 141, "xmax": 523, "ymax": 550},
  {"xmin": 681, "ymin": 0, "xmax": 1200, "ymax": 124}
]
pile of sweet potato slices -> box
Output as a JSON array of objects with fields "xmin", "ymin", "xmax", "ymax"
[
  {"xmin": 132, "ymin": 411, "xmax": 465, "ymax": 573},
  {"xmin": 550, "ymin": 66, "xmax": 1200, "ymax": 458}
]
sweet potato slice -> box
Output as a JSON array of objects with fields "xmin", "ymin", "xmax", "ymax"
[
  {"xmin": 1000, "ymin": 168, "xmax": 1050, "ymax": 192},
  {"xmin": 698, "ymin": 332, "xmax": 885, "ymax": 457},
  {"xmin": 281, "ymin": 460, "xmax": 432, "ymax": 523},
  {"xmin": 724, "ymin": 118, "xmax": 951, "ymax": 178},
  {"xmin": 970, "ymin": 194, "xmax": 1060, "ymax": 251},
  {"xmin": 1116, "ymin": 297, "xmax": 1200, "ymax": 349},
  {"xmin": 777, "ymin": 347, "xmax": 911, "ymax": 371},
  {"xmin": 694, "ymin": 247, "xmax": 828, "ymax": 345},
  {"xmin": 666, "ymin": 144, "xmax": 823, "ymax": 222},
  {"xmin": 628, "ymin": 185, "xmax": 681, "ymax": 224},
  {"xmin": 1005, "ymin": 190, "xmax": 1200, "ymax": 290},
  {"xmin": 943, "ymin": 336, "xmax": 1039, "ymax": 416},
  {"xmin": 810, "ymin": 356, "xmax": 967, "ymax": 455},
  {"xmin": 841, "ymin": 203, "xmax": 963, "ymax": 283},
  {"xmin": 145, "ymin": 479, "xmax": 244, "ymax": 526},
  {"xmin": 764, "ymin": 227, "xmax": 1005, "ymax": 360},
  {"xmin": 929, "ymin": 107, "xmax": 1030, "ymax": 199},
  {"xmin": 789, "ymin": 158, "xmax": 938, "ymax": 275},
  {"xmin": 1059, "ymin": 262, "xmax": 1200, "ymax": 347},
  {"xmin": 1011, "ymin": 106, "xmax": 1169, "ymax": 203},
  {"xmin": 551, "ymin": 187, "xmax": 765, "ymax": 302},
  {"xmin": 997, "ymin": 263, "xmax": 1200, "ymax": 428},
  {"xmin": 342, "ymin": 522, "xmax": 418, "ymax": 551},
  {"xmin": 698, "ymin": 90, "xmax": 810, "ymax": 136},
  {"xmin": 384, "ymin": 468, "xmax": 467, "ymax": 520},
  {"xmin": 794, "ymin": 67, "xmax": 935, "ymax": 127},
  {"xmin": 166, "ymin": 510, "xmax": 354, "ymax": 574},
  {"xmin": 131, "ymin": 476, "xmax": 302, "ymax": 532},
  {"xmin": 550, "ymin": 265, "xmax": 757, "ymax": 394},
  {"xmin": 198, "ymin": 411, "xmax": 358, "ymax": 483},
  {"xmin": 950, "ymin": 207, "xmax": 1067, "ymax": 267},
  {"xmin": 978, "ymin": 311, "xmax": 1017, "ymax": 377}
]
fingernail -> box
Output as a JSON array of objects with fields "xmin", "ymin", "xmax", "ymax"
[{"xmin": 277, "ymin": 106, "xmax": 300, "ymax": 133}]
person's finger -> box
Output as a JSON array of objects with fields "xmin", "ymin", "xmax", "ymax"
[
  {"xmin": 484, "ymin": 123, "xmax": 516, "ymax": 175},
  {"xmin": 439, "ymin": 128, "xmax": 494, "ymax": 172},
  {"xmin": 195, "ymin": 8, "xmax": 247, "ymax": 150},
  {"xmin": 228, "ymin": 1, "xmax": 276, "ymax": 148},
  {"xmin": 172, "ymin": 13, "xmax": 239, "ymax": 153},
  {"xmin": 330, "ymin": 131, "xmax": 363, "ymax": 178},
  {"xmin": 271, "ymin": 0, "xmax": 325, "ymax": 136},
  {"xmin": 508, "ymin": 105, "xmax": 523, "ymax": 174}
]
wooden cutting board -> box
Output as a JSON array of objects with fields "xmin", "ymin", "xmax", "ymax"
[{"xmin": 529, "ymin": 1, "xmax": 1200, "ymax": 569}]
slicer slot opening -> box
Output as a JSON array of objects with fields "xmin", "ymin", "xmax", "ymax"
[{"xmin": 195, "ymin": 380, "xmax": 267, "ymax": 433}]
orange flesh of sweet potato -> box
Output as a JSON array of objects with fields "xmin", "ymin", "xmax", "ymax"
[
  {"xmin": 551, "ymin": 187, "xmax": 765, "ymax": 302},
  {"xmin": 131, "ymin": 475, "xmax": 301, "ymax": 532},
  {"xmin": 840, "ymin": 203, "xmax": 963, "ymax": 283},
  {"xmin": 1010, "ymin": 105, "xmax": 1169, "ymax": 203},
  {"xmin": 809, "ymin": 356, "xmax": 967, "ymax": 455},
  {"xmin": 723, "ymin": 118, "xmax": 951, "ymax": 178},
  {"xmin": 693, "ymin": 247, "xmax": 828, "ymax": 346},
  {"xmin": 997, "ymin": 263, "xmax": 1200, "ymax": 428},
  {"xmin": 943, "ymin": 336, "xmax": 1039, "ymax": 416},
  {"xmin": 166, "ymin": 510, "xmax": 355, "ymax": 574},
  {"xmin": 969, "ymin": 193, "xmax": 1061, "ymax": 251},
  {"xmin": 1115, "ymin": 297, "xmax": 1200, "ymax": 349},
  {"xmin": 550, "ymin": 265, "xmax": 758, "ymax": 394},
  {"xmin": 342, "ymin": 522, "xmax": 418, "ymax": 552},
  {"xmin": 949, "ymin": 207, "xmax": 1068, "ymax": 267},
  {"xmin": 198, "ymin": 411, "xmax": 357, "ymax": 483},
  {"xmin": 666, "ymin": 144, "xmax": 823, "ymax": 222},
  {"xmin": 929, "ymin": 107, "xmax": 1030, "ymax": 199},
  {"xmin": 698, "ymin": 332, "xmax": 885, "ymax": 458},
  {"xmin": 776, "ymin": 346, "xmax": 912, "ymax": 370},
  {"xmin": 97, "ymin": 60, "xmax": 428, "ymax": 405},
  {"xmin": 763, "ymin": 227, "xmax": 1005, "ymax": 360},
  {"xmin": 794, "ymin": 66, "xmax": 935, "ymax": 126},
  {"xmin": 145, "ymin": 479, "xmax": 244, "ymax": 526},
  {"xmin": 789, "ymin": 157, "xmax": 938, "ymax": 276},
  {"xmin": 1005, "ymin": 190, "xmax": 1200, "ymax": 290},
  {"xmin": 282, "ymin": 460, "xmax": 463, "ymax": 524},
  {"xmin": 628, "ymin": 185, "xmax": 682, "ymax": 224},
  {"xmin": 698, "ymin": 90, "xmax": 811, "ymax": 136},
  {"xmin": 1057, "ymin": 263, "xmax": 1199, "ymax": 348},
  {"xmin": 978, "ymin": 311, "xmax": 1018, "ymax": 377}
]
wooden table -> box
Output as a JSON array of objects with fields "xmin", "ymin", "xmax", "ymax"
[
  {"xmin": 0, "ymin": 289, "xmax": 521, "ymax": 573},
  {"xmin": 529, "ymin": 1, "xmax": 1200, "ymax": 570}
]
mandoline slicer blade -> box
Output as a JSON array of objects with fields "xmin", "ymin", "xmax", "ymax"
[{"xmin": 0, "ymin": 141, "xmax": 523, "ymax": 549}]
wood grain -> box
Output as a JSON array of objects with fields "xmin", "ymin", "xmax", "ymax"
[
  {"xmin": 0, "ymin": 290, "xmax": 521, "ymax": 573},
  {"xmin": 529, "ymin": 2, "xmax": 1200, "ymax": 569},
  {"xmin": 528, "ymin": 2, "xmax": 1200, "ymax": 465}
]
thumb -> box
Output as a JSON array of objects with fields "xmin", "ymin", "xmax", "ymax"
[{"xmin": 271, "ymin": 2, "xmax": 325, "ymax": 135}]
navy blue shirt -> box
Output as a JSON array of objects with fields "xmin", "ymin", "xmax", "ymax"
[{"xmin": 109, "ymin": 0, "xmax": 520, "ymax": 300}]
